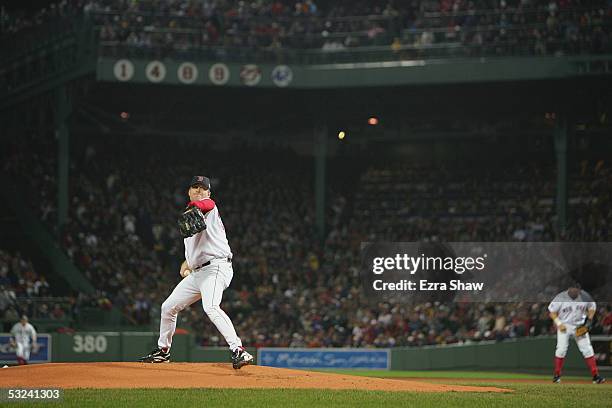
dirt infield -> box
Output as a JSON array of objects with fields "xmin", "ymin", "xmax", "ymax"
[{"xmin": 0, "ymin": 363, "xmax": 509, "ymax": 393}]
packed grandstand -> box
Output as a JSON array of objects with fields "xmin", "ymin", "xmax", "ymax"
[
  {"xmin": 2, "ymin": 0, "xmax": 611, "ymax": 59},
  {"xmin": 2, "ymin": 131, "xmax": 611, "ymax": 347},
  {"xmin": 1, "ymin": 0, "xmax": 611, "ymax": 349}
]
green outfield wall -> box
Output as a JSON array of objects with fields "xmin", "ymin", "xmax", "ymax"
[
  {"xmin": 96, "ymin": 55, "xmax": 612, "ymax": 89},
  {"xmin": 48, "ymin": 332, "xmax": 243, "ymax": 364},
  {"xmin": 9, "ymin": 332, "xmax": 609, "ymax": 370},
  {"xmin": 390, "ymin": 337, "xmax": 601, "ymax": 371}
]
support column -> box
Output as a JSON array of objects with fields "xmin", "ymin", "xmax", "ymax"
[
  {"xmin": 314, "ymin": 124, "xmax": 327, "ymax": 242},
  {"xmin": 7, "ymin": 107, "xmax": 17, "ymax": 140},
  {"xmin": 554, "ymin": 116, "xmax": 568, "ymax": 234},
  {"xmin": 55, "ymin": 86, "xmax": 71, "ymax": 231},
  {"xmin": 0, "ymin": 109, "xmax": 9, "ymax": 141}
]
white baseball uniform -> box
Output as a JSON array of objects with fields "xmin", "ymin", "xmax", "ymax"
[
  {"xmin": 548, "ymin": 290, "xmax": 596, "ymax": 358},
  {"xmin": 158, "ymin": 198, "xmax": 243, "ymax": 352},
  {"xmin": 10, "ymin": 322, "xmax": 37, "ymax": 361}
]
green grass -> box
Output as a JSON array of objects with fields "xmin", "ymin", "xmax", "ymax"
[
  {"xmin": 318, "ymin": 369, "xmax": 587, "ymax": 381},
  {"xmin": 5, "ymin": 385, "xmax": 612, "ymax": 408},
  {"xmin": 5, "ymin": 371, "xmax": 611, "ymax": 407}
]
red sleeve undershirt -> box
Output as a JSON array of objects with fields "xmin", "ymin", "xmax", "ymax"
[{"xmin": 187, "ymin": 199, "xmax": 216, "ymax": 213}]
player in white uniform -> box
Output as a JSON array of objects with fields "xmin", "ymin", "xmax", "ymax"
[
  {"xmin": 140, "ymin": 176, "xmax": 253, "ymax": 369},
  {"xmin": 548, "ymin": 284, "xmax": 605, "ymax": 384},
  {"xmin": 10, "ymin": 315, "xmax": 38, "ymax": 365}
]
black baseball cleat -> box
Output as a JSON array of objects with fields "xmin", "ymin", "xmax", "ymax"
[
  {"xmin": 552, "ymin": 375, "xmax": 561, "ymax": 383},
  {"xmin": 231, "ymin": 346, "xmax": 253, "ymax": 369},
  {"xmin": 593, "ymin": 375, "xmax": 606, "ymax": 384},
  {"xmin": 139, "ymin": 347, "xmax": 170, "ymax": 363}
]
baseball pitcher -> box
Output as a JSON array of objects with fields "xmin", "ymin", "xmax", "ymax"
[
  {"xmin": 140, "ymin": 176, "xmax": 253, "ymax": 369},
  {"xmin": 10, "ymin": 315, "xmax": 37, "ymax": 365},
  {"xmin": 548, "ymin": 284, "xmax": 605, "ymax": 384}
]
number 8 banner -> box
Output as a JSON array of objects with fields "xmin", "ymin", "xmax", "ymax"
[{"xmin": 178, "ymin": 62, "xmax": 198, "ymax": 84}]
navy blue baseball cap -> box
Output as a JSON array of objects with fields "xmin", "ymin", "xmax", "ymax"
[{"xmin": 190, "ymin": 176, "xmax": 211, "ymax": 190}]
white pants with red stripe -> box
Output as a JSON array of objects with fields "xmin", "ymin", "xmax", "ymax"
[
  {"xmin": 157, "ymin": 259, "xmax": 242, "ymax": 352},
  {"xmin": 555, "ymin": 323, "xmax": 594, "ymax": 358}
]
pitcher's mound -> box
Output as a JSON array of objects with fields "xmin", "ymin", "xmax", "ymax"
[{"xmin": 1, "ymin": 363, "xmax": 509, "ymax": 393}]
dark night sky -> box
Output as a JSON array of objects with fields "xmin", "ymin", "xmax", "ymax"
[{"xmin": 2, "ymin": 0, "xmax": 55, "ymax": 13}]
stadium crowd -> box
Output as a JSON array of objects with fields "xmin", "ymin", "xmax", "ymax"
[
  {"xmin": 2, "ymin": 132, "xmax": 611, "ymax": 347},
  {"xmin": 2, "ymin": 0, "xmax": 611, "ymax": 57},
  {"xmin": 0, "ymin": 249, "xmax": 73, "ymax": 331},
  {"xmin": 0, "ymin": 250, "xmax": 51, "ymax": 300}
]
